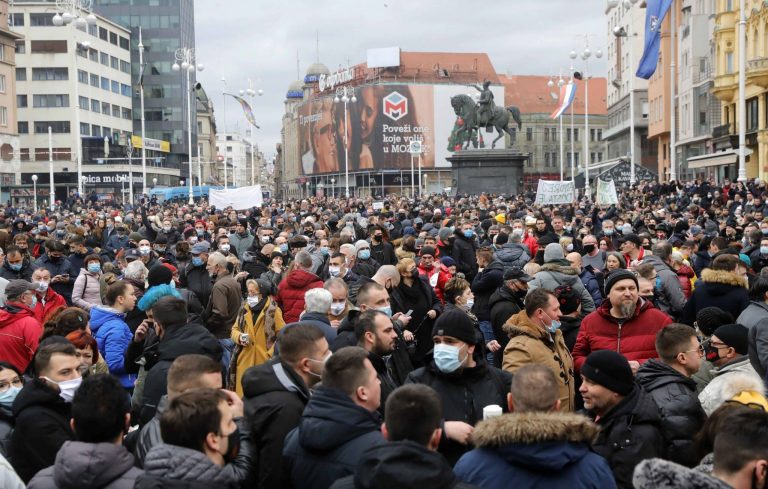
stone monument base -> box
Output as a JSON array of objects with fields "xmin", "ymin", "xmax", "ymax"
[{"xmin": 446, "ymin": 148, "xmax": 528, "ymax": 196}]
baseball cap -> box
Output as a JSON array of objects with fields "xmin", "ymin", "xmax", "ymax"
[
  {"xmin": 5, "ymin": 280, "xmax": 35, "ymax": 301},
  {"xmin": 124, "ymin": 249, "xmax": 140, "ymax": 262},
  {"xmin": 503, "ymin": 266, "xmax": 532, "ymax": 282},
  {"xmin": 191, "ymin": 242, "xmax": 211, "ymax": 255}
]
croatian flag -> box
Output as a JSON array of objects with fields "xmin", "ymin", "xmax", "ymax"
[
  {"xmin": 636, "ymin": 0, "xmax": 674, "ymax": 79},
  {"xmin": 550, "ymin": 81, "xmax": 576, "ymax": 120}
]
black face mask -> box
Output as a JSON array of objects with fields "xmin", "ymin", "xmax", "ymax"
[
  {"xmin": 583, "ymin": 244, "xmax": 596, "ymax": 254},
  {"xmin": 704, "ymin": 341, "xmax": 721, "ymax": 362}
]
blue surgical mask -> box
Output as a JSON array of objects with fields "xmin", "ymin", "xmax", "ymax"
[
  {"xmin": 87, "ymin": 263, "xmax": 101, "ymax": 274},
  {"xmin": 376, "ymin": 306, "xmax": 392, "ymax": 318},
  {"xmin": 192, "ymin": 257, "xmax": 204, "ymax": 267},
  {"xmin": 762, "ymin": 246, "xmax": 768, "ymax": 255},
  {"xmin": 463, "ymin": 230, "xmax": 474, "ymax": 239},
  {"xmin": 433, "ymin": 343, "xmax": 466, "ymax": 373},
  {"xmin": 9, "ymin": 263, "xmax": 21, "ymax": 271},
  {"xmin": 762, "ymin": 229, "xmax": 768, "ymax": 236},
  {"xmin": 320, "ymin": 246, "xmax": 330, "ymax": 256},
  {"xmin": 604, "ymin": 229, "xmax": 614, "ymax": 236},
  {"xmin": 358, "ymin": 249, "xmax": 371, "ymax": 260},
  {"xmin": 279, "ymin": 244, "xmax": 289, "ymax": 254},
  {"xmin": 29, "ymin": 296, "xmax": 37, "ymax": 308},
  {"xmin": 0, "ymin": 385, "xmax": 21, "ymax": 408},
  {"xmin": 546, "ymin": 320, "xmax": 561, "ymax": 334}
]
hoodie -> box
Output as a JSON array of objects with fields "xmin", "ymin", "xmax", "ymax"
[{"xmin": 528, "ymin": 262, "xmax": 596, "ymax": 313}]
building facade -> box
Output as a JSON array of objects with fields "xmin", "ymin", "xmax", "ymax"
[
  {"xmin": 196, "ymin": 84, "xmax": 217, "ymax": 185},
  {"xmin": 0, "ymin": 0, "xmax": 22, "ymax": 204},
  {"xmin": 216, "ymin": 132, "xmax": 253, "ymax": 187}
]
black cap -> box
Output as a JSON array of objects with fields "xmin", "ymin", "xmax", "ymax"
[
  {"xmin": 620, "ymin": 233, "xmax": 643, "ymax": 247},
  {"xmin": 604, "ymin": 269, "xmax": 638, "ymax": 295},
  {"xmin": 581, "ymin": 350, "xmax": 634, "ymax": 396},
  {"xmin": 503, "ymin": 266, "xmax": 532, "ymax": 282}
]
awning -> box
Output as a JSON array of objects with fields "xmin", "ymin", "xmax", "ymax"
[{"xmin": 686, "ymin": 148, "xmax": 752, "ymax": 169}]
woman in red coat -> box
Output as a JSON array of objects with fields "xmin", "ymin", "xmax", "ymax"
[{"xmin": 31, "ymin": 267, "xmax": 66, "ymax": 324}]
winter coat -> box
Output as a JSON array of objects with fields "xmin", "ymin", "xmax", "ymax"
[
  {"xmin": 527, "ymin": 262, "xmax": 596, "ymax": 313},
  {"xmin": 642, "ymin": 255, "xmax": 687, "ymax": 316},
  {"xmin": 633, "ymin": 458, "xmax": 731, "ymax": 489},
  {"xmin": 501, "ymin": 310, "xmax": 575, "ymax": 411},
  {"xmin": 494, "ymin": 243, "xmax": 531, "ymax": 271},
  {"xmin": 242, "ymin": 251, "xmax": 270, "ymax": 281},
  {"xmin": 676, "ymin": 264, "xmax": 695, "ymax": 300},
  {"xmin": 452, "ymin": 230, "xmax": 479, "ymax": 281},
  {"xmin": 282, "ymin": 386, "xmax": 385, "ymax": 489},
  {"xmin": 179, "ymin": 262, "xmax": 213, "ymax": 309},
  {"xmin": 33, "ymin": 254, "xmax": 77, "ymax": 304},
  {"xmin": 579, "ymin": 267, "xmax": 604, "ymax": 307},
  {"xmin": 71, "ymin": 269, "xmax": 103, "ymax": 311},
  {"xmin": 692, "ymin": 250, "xmax": 712, "ymax": 277},
  {"xmin": 488, "ymin": 285, "xmax": 524, "ymax": 365},
  {"xmin": 134, "ymin": 443, "xmax": 238, "ymax": 489},
  {"xmin": 0, "ymin": 405, "xmax": 12, "ymax": 458},
  {"xmin": 228, "ymin": 296, "xmax": 285, "ymax": 396},
  {"xmin": 454, "ymin": 412, "xmax": 616, "ymax": 489},
  {"xmin": 681, "ymin": 269, "xmax": 750, "ymax": 326},
  {"xmin": 9, "ymin": 379, "xmax": 73, "ymax": 482},
  {"xmin": 331, "ymin": 441, "xmax": 479, "ymax": 489},
  {"xmin": 27, "ymin": 441, "xmax": 142, "ymax": 489},
  {"xmin": 635, "ymin": 359, "xmax": 707, "ymax": 467},
  {"xmin": 0, "ymin": 260, "xmax": 32, "ymax": 282},
  {"xmin": 33, "ymin": 287, "xmax": 67, "ymax": 324},
  {"xmin": 698, "ymin": 356, "xmax": 763, "ymax": 415},
  {"xmin": 275, "ymin": 269, "xmax": 323, "ymax": 323},
  {"xmin": 285, "ymin": 311, "xmax": 336, "ymax": 347},
  {"xmin": 202, "ymin": 271, "xmax": 242, "ymax": 339},
  {"xmin": 89, "ymin": 306, "xmax": 136, "ymax": 389},
  {"xmin": 352, "ymin": 257, "xmax": 380, "ymax": 279},
  {"xmin": 405, "ymin": 351, "xmax": 512, "ymax": 465},
  {"xmin": 738, "ymin": 300, "xmax": 768, "ymax": 330},
  {"xmin": 590, "ymin": 384, "xmax": 665, "ymax": 489},
  {"xmin": 749, "ymin": 316, "xmax": 768, "ymax": 378},
  {"xmin": 370, "ymin": 240, "xmax": 397, "ymax": 266},
  {"xmin": 0, "ymin": 452, "xmax": 23, "ymax": 489},
  {"xmin": 470, "ymin": 259, "xmax": 505, "ymax": 321},
  {"xmin": 242, "ymin": 357, "xmax": 310, "ymax": 489},
  {"xmin": 559, "ymin": 314, "xmax": 583, "ymax": 353},
  {"xmin": 228, "ymin": 232, "xmax": 254, "ymax": 258},
  {"xmin": 105, "ymin": 234, "xmax": 129, "ymax": 259},
  {"xmin": 0, "ymin": 302, "xmax": 41, "ymax": 373},
  {"xmin": 418, "ymin": 262, "xmax": 451, "ymax": 303},
  {"xmin": 573, "ymin": 299, "xmax": 673, "ymax": 372},
  {"xmin": 138, "ymin": 319, "xmax": 222, "ymax": 425}
]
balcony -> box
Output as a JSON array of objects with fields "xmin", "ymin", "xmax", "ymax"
[{"xmin": 748, "ymin": 57, "xmax": 768, "ymax": 87}]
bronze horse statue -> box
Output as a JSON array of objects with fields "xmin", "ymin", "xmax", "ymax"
[{"xmin": 450, "ymin": 94, "xmax": 522, "ymax": 149}]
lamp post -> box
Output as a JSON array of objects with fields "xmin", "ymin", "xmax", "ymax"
[
  {"xmin": 569, "ymin": 51, "xmax": 577, "ymax": 182},
  {"xmin": 125, "ymin": 138, "xmax": 134, "ymax": 206},
  {"xmin": 52, "ymin": 0, "xmax": 97, "ymax": 197},
  {"xmin": 48, "ymin": 126, "xmax": 55, "ymax": 211},
  {"xmin": 330, "ymin": 177, "xmax": 335, "ymax": 198},
  {"xmin": 547, "ymin": 75, "xmax": 566, "ymax": 180},
  {"xmin": 738, "ymin": 0, "xmax": 747, "ymax": 182},
  {"xmin": 334, "ymin": 86, "xmax": 356, "ymax": 198},
  {"xmin": 221, "ymin": 77, "xmax": 228, "ymax": 189},
  {"xmin": 572, "ymin": 38, "xmax": 603, "ymax": 198},
  {"xmin": 613, "ymin": 13, "xmax": 639, "ymax": 185},
  {"xmin": 137, "ymin": 27, "xmax": 147, "ymax": 196},
  {"xmin": 172, "ymin": 47, "xmax": 204, "ymax": 204},
  {"xmin": 31, "ymin": 175, "xmax": 38, "ymax": 212},
  {"xmin": 239, "ymin": 80, "xmax": 263, "ymax": 186}
]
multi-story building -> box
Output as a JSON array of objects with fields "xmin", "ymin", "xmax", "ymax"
[
  {"xmin": 216, "ymin": 132, "xmax": 252, "ymax": 187},
  {"xmin": 0, "ymin": 0, "xmax": 23, "ymax": 204},
  {"xmin": 500, "ymin": 74, "xmax": 608, "ymax": 188},
  {"xmin": 196, "ymin": 84, "xmax": 217, "ymax": 184}
]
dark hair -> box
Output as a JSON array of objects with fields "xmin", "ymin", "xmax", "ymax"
[
  {"xmin": 322, "ymin": 346, "xmax": 370, "ymax": 397},
  {"xmin": 695, "ymin": 403, "xmax": 754, "ymax": 461},
  {"xmin": 278, "ymin": 323, "xmax": 326, "ymax": 365},
  {"xmin": 46, "ymin": 239, "xmax": 66, "ymax": 253},
  {"xmin": 354, "ymin": 309, "xmax": 388, "ymax": 344},
  {"xmin": 151, "ymin": 296, "xmax": 187, "ymax": 330},
  {"xmin": 42, "ymin": 307, "xmax": 90, "ymax": 340},
  {"xmin": 655, "ymin": 323, "xmax": 697, "ymax": 363},
  {"xmin": 71, "ymin": 374, "xmax": 130, "ymax": 442},
  {"xmin": 711, "ymin": 237, "xmax": 728, "ymax": 252},
  {"xmin": 384, "ymin": 384, "xmax": 442, "ymax": 446},
  {"xmin": 0, "ymin": 361, "xmax": 21, "ymax": 377},
  {"xmin": 711, "ymin": 254, "xmax": 740, "ymax": 272},
  {"xmin": 443, "ymin": 277, "xmax": 470, "ymax": 305},
  {"xmin": 161, "ymin": 388, "xmax": 228, "ymax": 453},
  {"xmin": 356, "ymin": 281, "xmax": 386, "ymax": 308},
  {"xmin": 749, "ymin": 275, "xmax": 768, "ymax": 302},
  {"xmin": 524, "ymin": 288, "xmax": 555, "ymax": 317},
  {"xmin": 4, "ymin": 245, "xmax": 20, "ymax": 257},
  {"xmin": 475, "ymin": 246, "xmax": 493, "ymax": 264},
  {"xmin": 167, "ymin": 354, "xmax": 222, "ymax": 395},
  {"xmin": 713, "ymin": 408, "xmax": 768, "ymax": 474},
  {"xmin": 510, "ymin": 364, "xmax": 559, "ymax": 412},
  {"xmin": 34, "ymin": 342, "xmax": 77, "ymax": 376},
  {"xmin": 84, "ymin": 253, "xmax": 101, "ymax": 266},
  {"xmin": 652, "ymin": 241, "xmax": 673, "ymax": 261},
  {"xmin": 68, "ymin": 234, "xmax": 85, "ymax": 245},
  {"xmin": 401, "ymin": 235, "xmax": 417, "ymax": 253}
]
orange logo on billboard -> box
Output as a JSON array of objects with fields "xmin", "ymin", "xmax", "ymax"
[{"xmin": 382, "ymin": 91, "xmax": 408, "ymax": 121}]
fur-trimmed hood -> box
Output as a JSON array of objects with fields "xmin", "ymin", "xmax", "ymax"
[
  {"xmin": 472, "ymin": 412, "xmax": 599, "ymax": 447},
  {"xmin": 540, "ymin": 262, "xmax": 579, "ymax": 276},
  {"xmin": 700, "ymin": 268, "xmax": 748, "ymax": 288},
  {"xmin": 633, "ymin": 458, "xmax": 730, "ymax": 489}
]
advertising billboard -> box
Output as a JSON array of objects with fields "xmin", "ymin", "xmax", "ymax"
[{"xmin": 296, "ymin": 83, "xmax": 504, "ymax": 176}]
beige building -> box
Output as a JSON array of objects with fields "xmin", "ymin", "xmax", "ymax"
[
  {"xmin": 0, "ymin": 0, "xmax": 23, "ymax": 202},
  {"xmin": 196, "ymin": 84, "xmax": 218, "ymax": 185}
]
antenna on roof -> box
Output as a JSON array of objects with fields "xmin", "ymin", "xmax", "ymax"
[{"xmin": 315, "ymin": 30, "xmax": 320, "ymax": 63}]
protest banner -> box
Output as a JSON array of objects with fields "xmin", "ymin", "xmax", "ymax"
[
  {"xmin": 596, "ymin": 178, "xmax": 619, "ymax": 205},
  {"xmin": 534, "ymin": 180, "xmax": 575, "ymax": 205},
  {"xmin": 209, "ymin": 185, "xmax": 263, "ymax": 210}
]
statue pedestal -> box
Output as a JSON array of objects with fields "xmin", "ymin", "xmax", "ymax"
[{"xmin": 446, "ymin": 148, "xmax": 528, "ymax": 196}]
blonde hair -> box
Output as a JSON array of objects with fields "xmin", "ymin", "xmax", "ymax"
[{"xmin": 396, "ymin": 257, "xmax": 415, "ymax": 275}]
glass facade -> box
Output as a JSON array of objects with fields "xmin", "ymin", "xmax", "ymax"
[{"xmin": 93, "ymin": 0, "xmax": 195, "ymax": 172}]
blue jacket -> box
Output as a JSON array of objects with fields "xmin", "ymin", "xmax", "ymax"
[
  {"xmin": 455, "ymin": 412, "xmax": 616, "ymax": 489},
  {"xmin": 579, "ymin": 267, "xmax": 604, "ymax": 307},
  {"xmin": 89, "ymin": 306, "xmax": 136, "ymax": 388}
]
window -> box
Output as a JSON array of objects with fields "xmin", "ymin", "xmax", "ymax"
[
  {"xmin": 79, "ymin": 96, "xmax": 89, "ymax": 110},
  {"xmin": 15, "ymin": 68, "xmax": 26, "ymax": 82},
  {"xmin": 88, "ymin": 24, "xmax": 97, "ymax": 37},
  {"xmin": 78, "ymin": 70, "xmax": 88, "ymax": 84},
  {"xmin": 726, "ymin": 52, "xmax": 734, "ymax": 74},
  {"xmin": 100, "ymin": 52, "xmax": 109, "ymax": 66},
  {"xmin": 29, "ymin": 13, "xmax": 55, "ymax": 26},
  {"xmin": 17, "ymin": 122, "xmax": 28, "ymax": 134},
  {"xmin": 14, "ymin": 41, "xmax": 25, "ymax": 54},
  {"xmin": 543, "ymin": 127, "xmax": 550, "ymax": 142},
  {"xmin": 109, "ymin": 32, "xmax": 118, "ymax": 45},
  {"xmin": 91, "ymin": 124, "xmax": 101, "ymax": 136},
  {"xmin": 121, "ymin": 84, "xmax": 131, "ymax": 97},
  {"xmin": 747, "ymin": 97, "xmax": 759, "ymax": 131},
  {"xmin": 99, "ymin": 27, "xmax": 108, "ymax": 41},
  {"xmin": 30, "ymin": 40, "xmax": 67, "ymax": 53},
  {"xmin": 641, "ymin": 99, "xmax": 649, "ymax": 119},
  {"xmin": 80, "ymin": 123, "xmax": 90, "ymax": 135},
  {"xmin": 120, "ymin": 60, "xmax": 130, "ymax": 73},
  {"xmin": 0, "ymin": 75, "xmax": 6, "ymax": 94},
  {"xmin": 122, "ymin": 107, "xmax": 131, "ymax": 119},
  {"xmin": 573, "ymin": 128, "xmax": 579, "ymax": 142},
  {"xmin": 33, "ymin": 95, "xmax": 69, "ymax": 108},
  {"xmin": 102, "ymin": 102, "xmax": 110, "ymax": 115},
  {"xmin": 119, "ymin": 37, "xmax": 129, "ymax": 50},
  {"xmin": 111, "ymin": 80, "xmax": 119, "ymax": 94},
  {"xmin": 91, "ymin": 99, "xmax": 100, "ymax": 113},
  {"xmin": 31, "ymin": 68, "xmax": 68, "ymax": 81},
  {"xmin": 112, "ymin": 104, "xmax": 120, "ymax": 117},
  {"xmin": 526, "ymin": 127, "xmax": 533, "ymax": 141},
  {"xmin": 17, "ymin": 95, "xmax": 27, "ymax": 108},
  {"xmin": 10, "ymin": 13, "xmax": 24, "ymax": 27},
  {"xmin": 101, "ymin": 77, "xmax": 109, "ymax": 90},
  {"xmin": 110, "ymin": 56, "xmax": 119, "ymax": 70},
  {"xmin": 90, "ymin": 73, "xmax": 99, "ymax": 87},
  {"xmin": 89, "ymin": 49, "xmax": 98, "ymax": 62},
  {"xmin": 34, "ymin": 121, "xmax": 70, "ymax": 133},
  {"xmin": 0, "ymin": 107, "xmax": 8, "ymax": 127}
]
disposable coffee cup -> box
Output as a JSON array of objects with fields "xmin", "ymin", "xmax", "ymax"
[{"xmin": 483, "ymin": 404, "xmax": 502, "ymax": 420}]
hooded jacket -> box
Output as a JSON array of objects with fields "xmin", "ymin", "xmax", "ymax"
[
  {"xmin": 632, "ymin": 458, "xmax": 731, "ymax": 489},
  {"xmin": 276, "ymin": 269, "xmax": 323, "ymax": 323},
  {"xmin": 452, "ymin": 230, "xmax": 479, "ymax": 281},
  {"xmin": 89, "ymin": 306, "xmax": 136, "ymax": 389},
  {"xmin": 454, "ymin": 412, "xmax": 615, "ymax": 489},
  {"xmin": 134, "ymin": 443, "xmax": 238, "ymax": 489},
  {"xmin": 282, "ymin": 386, "xmax": 385, "ymax": 489},
  {"xmin": 494, "ymin": 242, "xmax": 531, "ymax": 271},
  {"xmin": 573, "ymin": 299, "xmax": 673, "ymax": 372},
  {"xmin": 330, "ymin": 441, "xmax": 479, "ymax": 489},
  {"xmin": 681, "ymin": 269, "xmax": 750, "ymax": 326},
  {"xmin": 502, "ymin": 310, "xmax": 575, "ymax": 411},
  {"xmin": 0, "ymin": 302, "xmax": 41, "ymax": 373},
  {"xmin": 738, "ymin": 300, "xmax": 768, "ymax": 330},
  {"xmin": 179, "ymin": 261, "xmax": 213, "ymax": 310},
  {"xmin": 591, "ymin": 385, "xmax": 665, "ymax": 489},
  {"xmin": 242, "ymin": 357, "xmax": 311, "ymax": 489},
  {"xmin": 528, "ymin": 262, "xmax": 596, "ymax": 313},
  {"xmin": 642, "ymin": 254, "xmax": 687, "ymax": 316},
  {"xmin": 698, "ymin": 357, "xmax": 763, "ymax": 416},
  {"xmin": 9, "ymin": 379, "xmax": 73, "ymax": 483},
  {"xmin": 26, "ymin": 441, "xmax": 142, "ymax": 489},
  {"xmin": 470, "ymin": 259, "xmax": 505, "ymax": 321},
  {"xmin": 635, "ymin": 359, "xmax": 706, "ymax": 467}
]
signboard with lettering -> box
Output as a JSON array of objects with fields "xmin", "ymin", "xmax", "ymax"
[
  {"xmin": 534, "ymin": 180, "xmax": 575, "ymax": 205},
  {"xmin": 318, "ymin": 67, "xmax": 355, "ymax": 92},
  {"xmin": 131, "ymin": 135, "xmax": 171, "ymax": 153},
  {"xmin": 83, "ymin": 173, "xmax": 144, "ymax": 185},
  {"xmin": 595, "ymin": 160, "xmax": 657, "ymax": 188},
  {"xmin": 596, "ymin": 178, "xmax": 619, "ymax": 205}
]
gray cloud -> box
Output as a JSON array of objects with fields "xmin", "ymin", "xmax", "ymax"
[{"xmin": 194, "ymin": 0, "xmax": 608, "ymax": 159}]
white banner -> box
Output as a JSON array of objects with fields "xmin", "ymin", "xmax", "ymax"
[
  {"xmin": 534, "ymin": 180, "xmax": 575, "ymax": 205},
  {"xmin": 209, "ymin": 185, "xmax": 263, "ymax": 210},
  {"xmin": 596, "ymin": 179, "xmax": 619, "ymax": 205}
]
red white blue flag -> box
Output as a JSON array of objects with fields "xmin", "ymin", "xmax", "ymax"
[{"xmin": 551, "ymin": 81, "xmax": 576, "ymax": 119}]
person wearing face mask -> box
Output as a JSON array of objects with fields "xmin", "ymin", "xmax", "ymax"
[
  {"xmin": 324, "ymin": 278, "xmax": 351, "ymax": 327},
  {"xmin": 0, "ymin": 362, "xmax": 22, "ymax": 458},
  {"xmin": 216, "ymin": 235, "xmax": 238, "ymax": 259},
  {"xmin": 405, "ymin": 308, "xmax": 511, "ymax": 466},
  {"xmin": 179, "ymin": 242, "xmax": 213, "ymax": 310},
  {"xmin": 453, "ymin": 221, "xmax": 480, "ymax": 282},
  {"xmin": 0, "ymin": 246, "xmax": 33, "ymax": 282},
  {"xmin": 33, "ymin": 240, "xmax": 77, "ymax": 305},
  {"xmin": 228, "ymin": 219, "xmax": 254, "ymax": 258},
  {"xmin": 64, "ymin": 329, "xmax": 105, "ymax": 378},
  {"xmin": 31, "ymin": 267, "xmax": 66, "ymax": 324},
  {"xmin": 242, "ymin": 324, "xmax": 329, "ymax": 488},
  {"xmin": 369, "ymin": 225, "xmax": 397, "ymax": 266},
  {"xmin": 70, "ymin": 255, "xmax": 103, "ymax": 312},
  {"xmin": 89, "ymin": 281, "xmax": 138, "ymax": 391},
  {"xmin": 751, "ymin": 237, "xmax": 768, "ymax": 274},
  {"xmin": 352, "ymin": 240, "xmax": 380, "ymax": 279},
  {"xmin": 0, "ymin": 280, "xmax": 43, "ymax": 373},
  {"xmin": 9, "ymin": 342, "xmax": 81, "ymax": 482}
]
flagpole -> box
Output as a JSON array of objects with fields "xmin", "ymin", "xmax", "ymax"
[
  {"xmin": 669, "ymin": 4, "xmax": 677, "ymax": 182},
  {"xmin": 138, "ymin": 27, "xmax": 147, "ymax": 196},
  {"xmin": 569, "ymin": 58, "xmax": 575, "ymax": 183},
  {"xmin": 738, "ymin": 0, "xmax": 747, "ymax": 182}
]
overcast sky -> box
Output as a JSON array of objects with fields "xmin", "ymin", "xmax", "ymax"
[{"xmin": 194, "ymin": 0, "xmax": 608, "ymax": 159}]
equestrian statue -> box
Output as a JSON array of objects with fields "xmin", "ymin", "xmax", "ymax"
[{"xmin": 450, "ymin": 80, "xmax": 522, "ymax": 149}]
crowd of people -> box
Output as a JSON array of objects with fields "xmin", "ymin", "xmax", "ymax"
[{"xmin": 0, "ymin": 177, "xmax": 767, "ymax": 488}]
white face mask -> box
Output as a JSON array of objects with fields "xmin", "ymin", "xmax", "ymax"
[
  {"xmin": 44, "ymin": 376, "xmax": 82, "ymax": 403},
  {"xmin": 246, "ymin": 295, "xmax": 260, "ymax": 307},
  {"xmin": 220, "ymin": 244, "xmax": 231, "ymax": 252},
  {"xmin": 329, "ymin": 266, "xmax": 341, "ymax": 278},
  {"xmin": 139, "ymin": 246, "xmax": 151, "ymax": 256},
  {"xmin": 36, "ymin": 280, "xmax": 49, "ymax": 292},
  {"xmin": 330, "ymin": 301, "xmax": 346, "ymax": 316}
]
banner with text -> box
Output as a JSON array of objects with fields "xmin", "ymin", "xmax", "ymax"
[
  {"xmin": 209, "ymin": 185, "xmax": 263, "ymax": 210},
  {"xmin": 596, "ymin": 178, "xmax": 619, "ymax": 205},
  {"xmin": 534, "ymin": 180, "xmax": 575, "ymax": 205}
]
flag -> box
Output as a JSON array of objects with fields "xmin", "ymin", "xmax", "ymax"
[
  {"xmin": 138, "ymin": 62, "xmax": 145, "ymax": 87},
  {"xmin": 550, "ymin": 81, "xmax": 576, "ymax": 119},
  {"xmin": 636, "ymin": 0, "xmax": 674, "ymax": 79},
  {"xmin": 227, "ymin": 94, "xmax": 260, "ymax": 129}
]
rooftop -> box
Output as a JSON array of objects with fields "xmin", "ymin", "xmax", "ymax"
[{"xmin": 500, "ymin": 74, "xmax": 608, "ymax": 115}]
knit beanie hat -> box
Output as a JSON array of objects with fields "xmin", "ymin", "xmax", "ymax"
[
  {"xmin": 581, "ymin": 350, "xmax": 634, "ymax": 396},
  {"xmin": 695, "ymin": 307, "xmax": 734, "ymax": 337},
  {"xmin": 543, "ymin": 243, "xmax": 565, "ymax": 263},
  {"xmin": 129, "ymin": 232, "xmax": 144, "ymax": 242},
  {"xmin": 147, "ymin": 265, "xmax": 173, "ymax": 288},
  {"xmin": 420, "ymin": 246, "xmax": 436, "ymax": 257},
  {"xmin": 713, "ymin": 324, "xmax": 749, "ymax": 355},
  {"xmin": 604, "ymin": 269, "xmax": 638, "ymax": 295},
  {"xmin": 554, "ymin": 285, "xmax": 581, "ymax": 315},
  {"xmin": 432, "ymin": 309, "xmax": 477, "ymax": 345},
  {"xmin": 440, "ymin": 256, "xmax": 456, "ymax": 267}
]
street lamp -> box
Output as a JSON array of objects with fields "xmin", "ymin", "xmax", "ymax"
[
  {"xmin": 330, "ymin": 177, "xmax": 335, "ymax": 198},
  {"xmin": 31, "ymin": 175, "xmax": 38, "ymax": 212},
  {"xmin": 334, "ymin": 86, "xmax": 357, "ymax": 198},
  {"xmin": 547, "ymin": 75, "xmax": 567, "ymax": 180},
  {"xmin": 172, "ymin": 47, "xmax": 204, "ymax": 204},
  {"xmin": 179, "ymin": 179, "xmax": 184, "ymax": 187},
  {"xmin": 614, "ymin": 20, "xmax": 639, "ymax": 185},
  {"xmin": 152, "ymin": 177, "xmax": 157, "ymax": 190},
  {"xmin": 571, "ymin": 37, "xmax": 603, "ymax": 198},
  {"xmin": 125, "ymin": 138, "xmax": 134, "ymax": 206},
  {"xmin": 239, "ymin": 79, "xmax": 263, "ymax": 186},
  {"xmin": 52, "ymin": 0, "xmax": 97, "ymax": 197}
]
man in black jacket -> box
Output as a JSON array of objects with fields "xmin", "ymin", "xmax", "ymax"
[
  {"xmin": 636, "ymin": 324, "xmax": 707, "ymax": 468},
  {"xmin": 356, "ymin": 310, "xmax": 399, "ymax": 413},
  {"xmin": 179, "ymin": 241, "xmax": 213, "ymax": 309},
  {"xmin": 243, "ymin": 323, "xmax": 328, "ymax": 489},
  {"xmin": 369, "ymin": 225, "xmax": 397, "ymax": 266},
  {"xmin": 471, "ymin": 247, "xmax": 505, "ymax": 363},
  {"xmin": 488, "ymin": 267, "xmax": 531, "ymax": 367},
  {"xmin": 453, "ymin": 222, "xmax": 479, "ymax": 282}
]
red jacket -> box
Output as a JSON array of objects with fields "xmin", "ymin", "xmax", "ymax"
[
  {"xmin": 0, "ymin": 302, "xmax": 42, "ymax": 373},
  {"xmin": 676, "ymin": 264, "xmax": 695, "ymax": 300},
  {"xmin": 418, "ymin": 262, "xmax": 452, "ymax": 303},
  {"xmin": 522, "ymin": 233, "xmax": 538, "ymax": 258},
  {"xmin": 572, "ymin": 299, "xmax": 672, "ymax": 372},
  {"xmin": 33, "ymin": 287, "xmax": 67, "ymax": 324},
  {"xmin": 276, "ymin": 269, "xmax": 323, "ymax": 323}
]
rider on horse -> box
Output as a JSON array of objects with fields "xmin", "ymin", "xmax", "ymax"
[{"xmin": 471, "ymin": 80, "xmax": 495, "ymax": 127}]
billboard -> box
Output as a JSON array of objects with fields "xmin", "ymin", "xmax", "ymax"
[{"xmin": 296, "ymin": 83, "xmax": 504, "ymax": 176}]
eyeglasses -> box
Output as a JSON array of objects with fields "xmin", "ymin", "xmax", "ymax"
[
  {"xmin": 682, "ymin": 345, "xmax": 705, "ymax": 357},
  {"xmin": 0, "ymin": 377, "xmax": 22, "ymax": 391}
]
